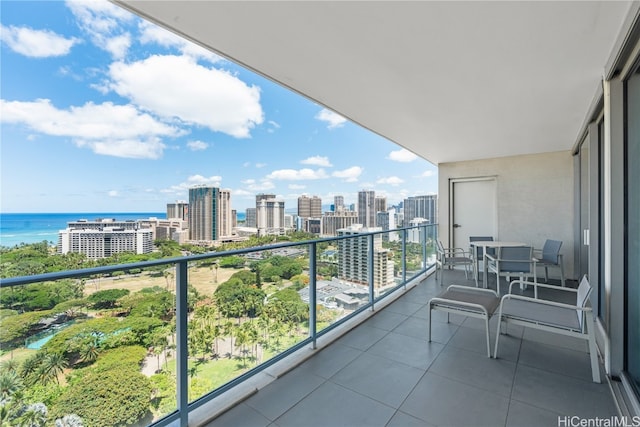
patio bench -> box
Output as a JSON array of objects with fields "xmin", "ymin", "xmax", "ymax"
[{"xmin": 427, "ymin": 285, "xmax": 500, "ymax": 357}]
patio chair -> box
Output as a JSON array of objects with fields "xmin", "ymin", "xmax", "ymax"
[
  {"xmin": 435, "ymin": 240, "xmax": 473, "ymax": 285},
  {"xmin": 469, "ymin": 236, "xmax": 495, "ymax": 285},
  {"xmin": 533, "ymin": 239, "xmax": 565, "ymax": 287},
  {"xmin": 485, "ymin": 246, "xmax": 536, "ymax": 295},
  {"xmin": 428, "ymin": 285, "xmax": 500, "ymax": 357},
  {"xmin": 493, "ymin": 276, "xmax": 601, "ymax": 383}
]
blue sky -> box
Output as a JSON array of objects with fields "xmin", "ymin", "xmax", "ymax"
[{"xmin": 0, "ymin": 0, "xmax": 437, "ymax": 213}]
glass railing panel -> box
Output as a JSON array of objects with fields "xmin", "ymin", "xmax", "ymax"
[
  {"xmin": 186, "ymin": 245, "xmax": 312, "ymax": 404},
  {"xmin": 0, "ymin": 266, "xmax": 178, "ymax": 427}
]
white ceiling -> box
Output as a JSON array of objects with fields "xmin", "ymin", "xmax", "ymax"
[{"xmin": 115, "ymin": 1, "xmax": 634, "ymax": 165}]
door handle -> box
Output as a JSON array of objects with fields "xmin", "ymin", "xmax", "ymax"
[{"xmin": 453, "ymin": 224, "xmax": 461, "ymax": 228}]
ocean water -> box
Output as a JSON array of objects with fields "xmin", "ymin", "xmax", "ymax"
[
  {"xmin": 0, "ymin": 213, "xmax": 165, "ymax": 248},
  {"xmin": 0, "ymin": 211, "xmax": 247, "ymax": 248}
]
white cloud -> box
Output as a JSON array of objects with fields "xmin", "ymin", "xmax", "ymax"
[
  {"xmin": 255, "ymin": 163, "xmax": 267, "ymax": 168},
  {"xmin": 267, "ymin": 168, "xmax": 328, "ymax": 180},
  {"xmin": 187, "ymin": 140, "xmax": 208, "ymax": 151},
  {"xmin": 332, "ymin": 166, "xmax": 363, "ymax": 182},
  {"xmin": 315, "ymin": 108, "xmax": 347, "ymax": 129},
  {"xmin": 0, "ymin": 99, "xmax": 181, "ymax": 159},
  {"xmin": 0, "ymin": 24, "xmax": 79, "ymax": 57},
  {"xmin": 161, "ymin": 174, "xmax": 223, "ymax": 194},
  {"xmin": 388, "ymin": 148, "xmax": 418, "ymax": 163},
  {"xmin": 138, "ymin": 20, "xmax": 222, "ymax": 63},
  {"xmin": 268, "ymin": 120, "xmax": 280, "ymax": 129},
  {"xmin": 108, "ymin": 190, "xmax": 119, "ymax": 197},
  {"xmin": 289, "ymin": 184, "xmax": 306, "ymax": 190},
  {"xmin": 300, "ymin": 156, "xmax": 332, "ymax": 167},
  {"xmin": 108, "ymin": 55, "xmax": 264, "ymax": 138},
  {"xmin": 74, "ymin": 137, "xmax": 166, "ymax": 160},
  {"xmin": 242, "ymin": 179, "xmax": 275, "ymax": 191},
  {"xmin": 376, "ymin": 176, "xmax": 404, "ymax": 186},
  {"xmin": 419, "ymin": 170, "xmax": 435, "ymax": 178},
  {"xmin": 65, "ymin": 0, "xmax": 134, "ymax": 59}
]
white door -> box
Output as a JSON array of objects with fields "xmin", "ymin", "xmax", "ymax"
[{"xmin": 451, "ymin": 178, "xmax": 497, "ymax": 250}]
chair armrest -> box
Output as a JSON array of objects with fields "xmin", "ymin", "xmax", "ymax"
[
  {"xmin": 507, "ymin": 280, "xmax": 577, "ymax": 296},
  {"xmin": 442, "ymin": 248, "xmax": 470, "ymax": 256},
  {"xmin": 500, "ymin": 294, "xmax": 592, "ymax": 312},
  {"xmin": 485, "ymin": 253, "xmax": 497, "ymax": 262}
]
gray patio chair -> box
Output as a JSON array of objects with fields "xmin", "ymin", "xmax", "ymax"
[
  {"xmin": 485, "ymin": 246, "xmax": 536, "ymax": 295},
  {"xmin": 493, "ymin": 276, "xmax": 601, "ymax": 383},
  {"xmin": 469, "ymin": 236, "xmax": 495, "ymax": 285},
  {"xmin": 533, "ymin": 239, "xmax": 565, "ymax": 287},
  {"xmin": 435, "ymin": 240, "xmax": 473, "ymax": 285}
]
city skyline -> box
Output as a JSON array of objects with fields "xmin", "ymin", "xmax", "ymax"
[{"xmin": 0, "ymin": 0, "xmax": 437, "ymax": 214}]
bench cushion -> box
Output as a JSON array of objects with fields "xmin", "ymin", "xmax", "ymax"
[
  {"xmin": 501, "ymin": 298, "xmax": 580, "ymax": 331},
  {"xmin": 433, "ymin": 288, "xmax": 500, "ymax": 315}
]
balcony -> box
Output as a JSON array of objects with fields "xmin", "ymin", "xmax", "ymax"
[
  {"xmin": 0, "ymin": 226, "xmax": 619, "ymax": 427},
  {"xmin": 203, "ymin": 269, "xmax": 617, "ymax": 427}
]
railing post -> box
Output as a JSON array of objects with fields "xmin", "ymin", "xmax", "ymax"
[
  {"xmin": 176, "ymin": 260, "xmax": 189, "ymax": 427},
  {"xmin": 422, "ymin": 225, "xmax": 427, "ymax": 273},
  {"xmin": 368, "ymin": 234, "xmax": 374, "ymax": 310},
  {"xmin": 309, "ymin": 243, "xmax": 317, "ymax": 349},
  {"xmin": 402, "ymin": 229, "xmax": 407, "ymax": 284}
]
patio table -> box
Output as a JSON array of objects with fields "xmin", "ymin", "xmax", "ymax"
[{"xmin": 469, "ymin": 241, "xmax": 527, "ymax": 289}]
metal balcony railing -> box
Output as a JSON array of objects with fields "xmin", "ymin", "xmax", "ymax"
[{"xmin": 0, "ymin": 224, "xmax": 437, "ymax": 427}]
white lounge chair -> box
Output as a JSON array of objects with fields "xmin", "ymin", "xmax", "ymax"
[{"xmin": 493, "ymin": 275, "xmax": 601, "ymax": 383}]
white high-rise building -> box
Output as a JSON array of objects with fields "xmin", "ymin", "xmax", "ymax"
[
  {"xmin": 334, "ymin": 195, "xmax": 344, "ymax": 212},
  {"xmin": 58, "ymin": 219, "xmax": 153, "ymax": 259},
  {"xmin": 256, "ymin": 194, "xmax": 285, "ymax": 236},
  {"xmin": 167, "ymin": 201, "xmax": 189, "ymax": 221},
  {"xmin": 337, "ymin": 224, "xmax": 395, "ymax": 289}
]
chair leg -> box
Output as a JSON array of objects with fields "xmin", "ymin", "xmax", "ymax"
[
  {"xmin": 427, "ymin": 304, "xmax": 433, "ymax": 342},
  {"xmin": 560, "ymin": 263, "xmax": 565, "ymax": 287},
  {"xmin": 494, "ymin": 315, "xmax": 503, "ymax": 358},
  {"xmin": 484, "ymin": 315, "xmax": 492, "ymax": 358},
  {"xmin": 586, "ymin": 312, "xmax": 601, "ymax": 383}
]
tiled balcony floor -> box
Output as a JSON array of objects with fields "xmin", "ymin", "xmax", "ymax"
[{"xmin": 205, "ymin": 270, "xmax": 618, "ymax": 427}]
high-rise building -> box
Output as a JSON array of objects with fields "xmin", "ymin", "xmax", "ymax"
[
  {"xmin": 167, "ymin": 201, "xmax": 189, "ymax": 221},
  {"xmin": 321, "ymin": 210, "xmax": 359, "ymax": 236},
  {"xmin": 188, "ymin": 186, "xmax": 232, "ymax": 242},
  {"xmin": 357, "ymin": 190, "xmax": 376, "ymax": 227},
  {"xmin": 375, "ymin": 196, "xmax": 387, "ymax": 214},
  {"xmin": 376, "ymin": 208, "xmax": 398, "ymax": 242},
  {"xmin": 297, "ymin": 195, "xmax": 322, "ymax": 219},
  {"xmin": 336, "ymin": 224, "xmax": 395, "ymax": 288},
  {"xmin": 334, "ymin": 195, "xmax": 344, "ymax": 211},
  {"xmin": 403, "ymin": 195, "xmax": 438, "ymax": 225},
  {"xmin": 407, "ymin": 217, "xmax": 429, "ymax": 243},
  {"xmin": 256, "ymin": 194, "xmax": 285, "ymax": 235},
  {"xmin": 245, "ymin": 208, "xmax": 257, "ymax": 227},
  {"xmin": 58, "ymin": 219, "xmax": 153, "ymax": 259}
]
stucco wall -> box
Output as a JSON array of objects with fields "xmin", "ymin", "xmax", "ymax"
[{"xmin": 438, "ymin": 151, "xmax": 576, "ymax": 280}]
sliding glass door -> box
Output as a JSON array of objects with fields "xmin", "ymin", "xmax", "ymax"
[{"xmin": 625, "ymin": 62, "xmax": 640, "ymax": 396}]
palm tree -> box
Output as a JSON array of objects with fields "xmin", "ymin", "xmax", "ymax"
[
  {"xmin": 38, "ymin": 353, "xmax": 67, "ymax": 385},
  {"xmin": 16, "ymin": 403, "xmax": 47, "ymax": 427},
  {"xmin": 79, "ymin": 341, "xmax": 99, "ymax": 364},
  {"xmin": 0, "ymin": 370, "xmax": 22, "ymax": 401}
]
